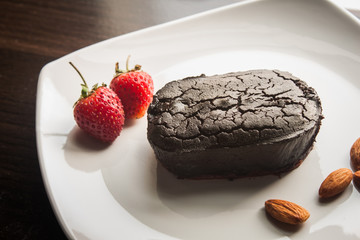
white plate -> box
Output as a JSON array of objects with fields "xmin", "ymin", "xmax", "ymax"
[{"xmin": 36, "ymin": 0, "xmax": 360, "ymax": 239}]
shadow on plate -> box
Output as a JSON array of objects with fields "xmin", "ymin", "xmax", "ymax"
[
  {"xmin": 156, "ymin": 162, "xmax": 281, "ymax": 218},
  {"xmin": 101, "ymin": 148, "xmax": 356, "ymax": 240},
  {"xmin": 63, "ymin": 126, "xmax": 120, "ymax": 172}
]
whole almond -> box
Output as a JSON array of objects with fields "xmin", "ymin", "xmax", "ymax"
[
  {"xmin": 318, "ymin": 168, "xmax": 353, "ymax": 199},
  {"xmin": 353, "ymin": 170, "xmax": 360, "ymax": 187},
  {"xmin": 350, "ymin": 137, "xmax": 360, "ymax": 171},
  {"xmin": 265, "ymin": 199, "xmax": 310, "ymax": 225}
]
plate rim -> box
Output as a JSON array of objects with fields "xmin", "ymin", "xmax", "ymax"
[{"xmin": 35, "ymin": 0, "xmax": 360, "ymax": 239}]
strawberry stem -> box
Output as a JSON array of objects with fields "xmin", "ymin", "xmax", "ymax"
[
  {"xmin": 69, "ymin": 62, "xmax": 87, "ymax": 88},
  {"xmin": 114, "ymin": 55, "xmax": 142, "ymax": 77},
  {"xmin": 115, "ymin": 62, "xmax": 120, "ymax": 74},
  {"xmin": 69, "ymin": 62, "xmax": 89, "ymax": 99},
  {"xmin": 126, "ymin": 55, "xmax": 131, "ymax": 72}
]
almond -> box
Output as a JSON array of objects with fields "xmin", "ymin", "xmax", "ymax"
[
  {"xmin": 318, "ymin": 168, "xmax": 353, "ymax": 199},
  {"xmin": 353, "ymin": 170, "xmax": 360, "ymax": 187},
  {"xmin": 265, "ymin": 199, "xmax": 310, "ymax": 225},
  {"xmin": 350, "ymin": 137, "xmax": 360, "ymax": 171}
]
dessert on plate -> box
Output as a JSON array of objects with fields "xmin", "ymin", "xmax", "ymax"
[{"xmin": 147, "ymin": 70, "xmax": 323, "ymax": 179}]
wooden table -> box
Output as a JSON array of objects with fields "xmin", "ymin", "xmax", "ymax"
[{"xmin": 0, "ymin": 0, "xmax": 359, "ymax": 239}]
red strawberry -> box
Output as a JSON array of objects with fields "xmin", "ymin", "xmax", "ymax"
[
  {"xmin": 70, "ymin": 62, "xmax": 125, "ymax": 142},
  {"xmin": 109, "ymin": 56, "xmax": 154, "ymax": 119}
]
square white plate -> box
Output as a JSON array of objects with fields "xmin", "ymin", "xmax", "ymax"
[{"xmin": 36, "ymin": 0, "xmax": 360, "ymax": 239}]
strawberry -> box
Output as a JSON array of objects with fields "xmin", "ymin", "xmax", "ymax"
[
  {"xmin": 109, "ymin": 56, "xmax": 154, "ymax": 119},
  {"xmin": 70, "ymin": 62, "xmax": 125, "ymax": 142}
]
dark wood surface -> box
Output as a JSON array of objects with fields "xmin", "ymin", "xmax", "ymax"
[{"xmin": 0, "ymin": 0, "xmax": 359, "ymax": 239}]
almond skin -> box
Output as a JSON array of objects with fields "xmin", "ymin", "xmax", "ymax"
[
  {"xmin": 353, "ymin": 170, "xmax": 360, "ymax": 187},
  {"xmin": 319, "ymin": 168, "xmax": 353, "ymax": 199},
  {"xmin": 265, "ymin": 199, "xmax": 310, "ymax": 225},
  {"xmin": 350, "ymin": 138, "xmax": 360, "ymax": 171}
]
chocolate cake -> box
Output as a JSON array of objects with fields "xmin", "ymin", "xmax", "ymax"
[{"xmin": 147, "ymin": 70, "xmax": 323, "ymax": 179}]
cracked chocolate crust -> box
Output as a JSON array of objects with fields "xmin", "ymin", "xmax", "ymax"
[{"xmin": 147, "ymin": 69, "xmax": 323, "ymax": 179}]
